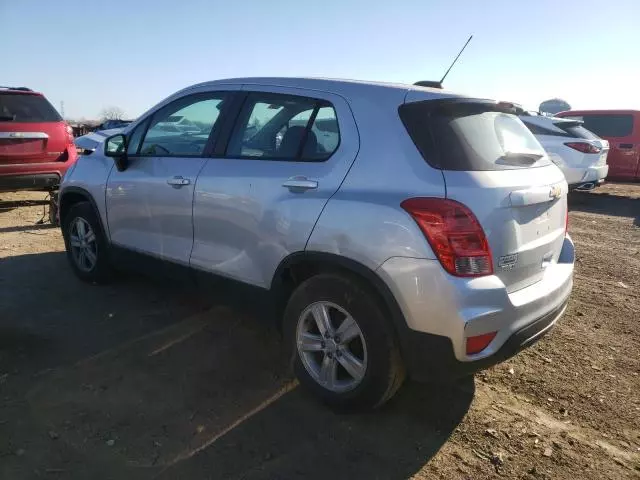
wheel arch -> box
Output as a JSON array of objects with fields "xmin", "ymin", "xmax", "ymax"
[
  {"xmin": 59, "ymin": 187, "xmax": 107, "ymax": 237},
  {"xmin": 270, "ymin": 251, "xmax": 409, "ymax": 340}
]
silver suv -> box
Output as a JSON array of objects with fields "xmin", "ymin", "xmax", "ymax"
[{"xmin": 59, "ymin": 78, "xmax": 575, "ymax": 409}]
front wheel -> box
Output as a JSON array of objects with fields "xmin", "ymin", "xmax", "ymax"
[
  {"xmin": 283, "ymin": 273, "xmax": 405, "ymax": 410},
  {"xmin": 61, "ymin": 201, "xmax": 112, "ymax": 284}
]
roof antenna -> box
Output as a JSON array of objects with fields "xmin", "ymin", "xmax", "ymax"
[{"xmin": 414, "ymin": 35, "xmax": 473, "ymax": 89}]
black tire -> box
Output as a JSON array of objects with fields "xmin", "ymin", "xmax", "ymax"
[
  {"xmin": 61, "ymin": 201, "xmax": 112, "ymax": 284},
  {"xmin": 283, "ymin": 273, "xmax": 405, "ymax": 410}
]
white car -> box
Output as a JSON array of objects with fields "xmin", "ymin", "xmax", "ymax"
[
  {"xmin": 520, "ymin": 115, "xmax": 609, "ymax": 190},
  {"xmin": 74, "ymin": 128, "xmax": 123, "ymax": 155}
]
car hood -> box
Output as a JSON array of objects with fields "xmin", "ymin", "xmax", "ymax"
[{"xmin": 75, "ymin": 128, "xmax": 123, "ymax": 152}]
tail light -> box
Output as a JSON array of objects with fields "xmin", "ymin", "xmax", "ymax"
[
  {"xmin": 564, "ymin": 142, "xmax": 601, "ymax": 154},
  {"xmin": 401, "ymin": 198, "xmax": 493, "ymax": 277},
  {"xmin": 64, "ymin": 124, "xmax": 75, "ymax": 145}
]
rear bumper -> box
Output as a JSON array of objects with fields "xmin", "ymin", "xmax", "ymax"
[
  {"xmin": 0, "ymin": 155, "xmax": 76, "ymax": 192},
  {"xmin": 0, "ymin": 173, "xmax": 60, "ymax": 192},
  {"xmin": 564, "ymin": 164, "xmax": 609, "ymax": 186},
  {"xmin": 400, "ymin": 299, "xmax": 567, "ymax": 380},
  {"xmin": 377, "ymin": 235, "xmax": 575, "ymax": 381}
]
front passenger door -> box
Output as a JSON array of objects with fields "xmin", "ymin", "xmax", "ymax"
[{"xmin": 106, "ymin": 91, "xmax": 232, "ymax": 265}]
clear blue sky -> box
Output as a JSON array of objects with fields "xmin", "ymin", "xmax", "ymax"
[{"xmin": 3, "ymin": 0, "xmax": 639, "ymax": 120}]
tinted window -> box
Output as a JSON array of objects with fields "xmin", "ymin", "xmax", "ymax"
[
  {"xmin": 522, "ymin": 119, "xmax": 599, "ymax": 140},
  {"xmin": 399, "ymin": 100, "xmax": 549, "ymax": 171},
  {"xmin": 139, "ymin": 94, "xmax": 225, "ymax": 156},
  {"xmin": 400, "ymin": 100, "xmax": 549, "ymax": 171},
  {"xmin": 0, "ymin": 93, "xmax": 62, "ymax": 122},
  {"xmin": 307, "ymin": 107, "xmax": 340, "ymax": 160},
  {"xmin": 562, "ymin": 124, "xmax": 599, "ymax": 140},
  {"xmin": 127, "ymin": 118, "xmax": 150, "ymax": 155},
  {"xmin": 227, "ymin": 93, "xmax": 339, "ymax": 162},
  {"xmin": 563, "ymin": 114, "xmax": 634, "ymax": 138}
]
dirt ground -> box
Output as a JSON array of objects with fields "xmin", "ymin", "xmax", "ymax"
[{"xmin": 0, "ymin": 184, "xmax": 638, "ymax": 480}]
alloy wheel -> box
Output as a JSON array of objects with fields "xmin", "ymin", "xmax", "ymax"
[
  {"xmin": 69, "ymin": 217, "xmax": 98, "ymax": 272},
  {"xmin": 296, "ymin": 301, "xmax": 368, "ymax": 393}
]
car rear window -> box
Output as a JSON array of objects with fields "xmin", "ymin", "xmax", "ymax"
[
  {"xmin": 399, "ymin": 99, "xmax": 550, "ymax": 171},
  {"xmin": 0, "ymin": 93, "xmax": 62, "ymax": 122},
  {"xmin": 561, "ymin": 124, "xmax": 599, "ymax": 140},
  {"xmin": 561, "ymin": 114, "xmax": 634, "ymax": 138},
  {"xmin": 522, "ymin": 119, "xmax": 600, "ymax": 140}
]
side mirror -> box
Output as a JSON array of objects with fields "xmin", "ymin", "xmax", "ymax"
[{"xmin": 104, "ymin": 134, "xmax": 128, "ymax": 171}]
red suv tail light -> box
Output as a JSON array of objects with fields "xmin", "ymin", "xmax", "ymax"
[
  {"xmin": 564, "ymin": 142, "xmax": 601, "ymax": 154},
  {"xmin": 401, "ymin": 198, "xmax": 493, "ymax": 277},
  {"xmin": 64, "ymin": 124, "xmax": 75, "ymax": 145}
]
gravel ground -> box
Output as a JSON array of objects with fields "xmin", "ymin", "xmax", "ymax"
[{"xmin": 0, "ymin": 184, "xmax": 638, "ymax": 479}]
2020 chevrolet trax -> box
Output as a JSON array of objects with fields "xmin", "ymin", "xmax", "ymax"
[{"xmin": 59, "ymin": 78, "xmax": 574, "ymax": 409}]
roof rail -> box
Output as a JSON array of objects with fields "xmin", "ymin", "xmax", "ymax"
[{"xmin": 0, "ymin": 86, "xmax": 33, "ymax": 91}]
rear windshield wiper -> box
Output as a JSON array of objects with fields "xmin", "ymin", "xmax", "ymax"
[{"xmin": 498, "ymin": 151, "xmax": 544, "ymax": 166}]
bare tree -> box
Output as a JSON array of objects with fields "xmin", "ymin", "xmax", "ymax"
[{"xmin": 99, "ymin": 106, "xmax": 125, "ymax": 121}]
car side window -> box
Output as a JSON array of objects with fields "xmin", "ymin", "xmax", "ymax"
[
  {"xmin": 307, "ymin": 106, "xmax": 340, "ymax": 160},
  {"xmin": 138, "ymin": 93, "xmax": 226, "ymax": 157},
  {"xmin": 126, "ymin": 118, "xmax": 150, "ymax": 155},
  {"xmin": 226, "ymin": 93, "xmax": 339, "ymax": 162}
]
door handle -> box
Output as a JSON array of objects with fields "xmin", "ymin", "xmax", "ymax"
[
  {"xmin": 167, "ymin": 176, "xmax": 191, "ymax": 187},
  {"xmin": 282, "ymin": 176, "xmax": 318, "ymax": 192}
]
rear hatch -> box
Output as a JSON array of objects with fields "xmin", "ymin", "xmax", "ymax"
[
  {"xmin": 0, "ymin": 91, "xmax": 67, "ymax": 165},
  {"xmin": 552, "ymin": 119, "xmax": 609, "ymax": 166},
  {"xmin": 400, "ymin": 98, "xmax": 568, "ymax": 292}
]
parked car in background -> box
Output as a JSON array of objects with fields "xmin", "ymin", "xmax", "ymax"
[
  {"xmin": 95, "ymin": 119, "xmax": 132, "ymax": 131},
  {"xmin": 59, "ymin": 78, "xmax": 574, "ymax": 409},
  {"xmin": 74, "ymin": 128, "xmax": 123, "ymax": 155},
  {"xmin": 556, "ymin": 110, "xmax": 640, "ymax": 181},
  {"xmin": 0, "ymin": 86, "xmax": 77, "ymax": 192},
  {"xmin": 520, "ymin": 114, "xmax": 609, "ymax": 190}
]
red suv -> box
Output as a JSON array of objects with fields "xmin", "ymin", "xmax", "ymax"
[{"xmin": 0, "ymin": 87, "xmax": 77, "ymax": 192}]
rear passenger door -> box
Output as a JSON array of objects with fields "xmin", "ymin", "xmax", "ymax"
[{"xmin": 191, "ymin": 87, "xmax": 359, "ymax": 288}]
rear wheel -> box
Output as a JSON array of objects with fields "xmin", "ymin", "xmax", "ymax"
[
  {"xmin": 62, "ymin": 201, "xmax": 112, "ymax": 283},
  {"xmin": 284, "ymin": 273, "xmax": 405, "ymax": 410}
]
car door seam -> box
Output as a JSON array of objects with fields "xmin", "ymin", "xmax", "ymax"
[{"xmin": 304, "ymin": 97, "xmax": 361, "ymax": 252}]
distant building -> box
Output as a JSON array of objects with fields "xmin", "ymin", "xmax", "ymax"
[{"xmin": 539, "ymin": 99, "xmax": 571, "ymax": 115}]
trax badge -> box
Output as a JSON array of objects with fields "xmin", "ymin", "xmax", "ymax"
[
  {"xmin": 498, "ymin": 253, "xmax": 518, "ymax": 270},
  {"xmin": 549, "ymin": 185, "xmax": 562, "ymax": 199}
]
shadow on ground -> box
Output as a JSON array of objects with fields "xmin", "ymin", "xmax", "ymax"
[
  {"xmin": 0, "ymin": 223, "xmax": 57, "ymax": 234},
  {"xmin": 0, "ymin": 252, "xmax": 474, "ymax": 480},
  {"xmin": 0, "ymin": 251, "xmax": 210, "ymax": 373},
  {"xmin": 156, "ymin": 380, "xmax": 474, "ymax": 480},
  {"xmin": 0, "ymin": 197, "xmax": 50, "ymax": 213},
  {"xmin": 569, "ymin": 190, "xmax": 640, "ymax": 226}
]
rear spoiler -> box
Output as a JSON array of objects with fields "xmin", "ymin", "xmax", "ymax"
[{"xmin": 552, "ymin": 118, "xmax": 583, "ymax": 128}]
